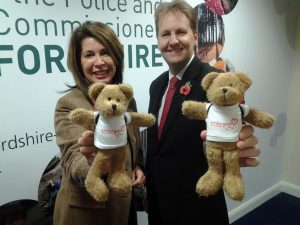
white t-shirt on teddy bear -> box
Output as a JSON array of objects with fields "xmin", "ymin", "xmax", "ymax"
[
  {"xmin": 206, "ymin": 103, "xmax": 249, "ymax": 142},
  {"xmin": 94, "ymin": 112, "xmax": 131, "ymax": 149}
]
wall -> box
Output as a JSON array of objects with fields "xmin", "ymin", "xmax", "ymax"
[
  {"xmin": 0, "ymin": 0, "xmax": 299, "ymax": 224},
  {"xmin": 222, "ymin": 0, "xmax": 293, "ymax": 213},
  {"xmin": 138, "ymin": 0, "xmax": 299, "ymax": 223},
  {"xmin": 0, "ymin": 0, "xmax": 165, "ymax": 205},
  {"xmin": 283, "ymin": 3, "xmax": 300, "ymax": 187}
]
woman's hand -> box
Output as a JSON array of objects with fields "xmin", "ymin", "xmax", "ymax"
[
  {"xmin": 200, "ymin": 124, "xmax": 260, "ymax": 167},
  {"xmin": 78, "ymin": 130, "xmax": 111, "ymax": 174},
  {"xmin": 132, "ymin": 165, "xmax": 146, "ymax": 187}
]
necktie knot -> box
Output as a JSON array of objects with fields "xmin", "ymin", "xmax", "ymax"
[{"xmin": 169, "ymin": 76, "xmax": 179, "ymax": 89}]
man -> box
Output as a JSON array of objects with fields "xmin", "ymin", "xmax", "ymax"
[{"xmin": 145, "ymin": 1, "xmax": 259, "ymax": 225}]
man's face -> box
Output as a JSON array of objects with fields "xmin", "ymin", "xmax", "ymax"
[{"xmin": 157, "ymin": 12, "xmax": 197, "ymax": 74}]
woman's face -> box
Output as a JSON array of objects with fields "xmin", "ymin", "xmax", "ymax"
[{"xmin": 81, "ymin": 37, "xmax": 116, "ymax": 84}]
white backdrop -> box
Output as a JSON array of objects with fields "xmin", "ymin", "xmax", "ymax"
[
  {"xmin": 0, "ymin": 3, "xmax": 294, "ymax": 224},
  {"xmin": 0, "ymin": 0, "xmax": 167, "ymax": 205}
]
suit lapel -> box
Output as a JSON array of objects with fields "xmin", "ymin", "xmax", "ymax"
[
  {"xmin": 159, "ymin": 57, "xmax": 202, "ymax": 141},
  {"xmin": 148, "ymin": 72, "xmax": 169, "ymax": 140},
  {"xmin": 151, "ymin": 72, "xmax": 169, "ymax": 115}
]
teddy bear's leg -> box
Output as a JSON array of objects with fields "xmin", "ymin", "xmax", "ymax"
[
  {"xmin": 223, "ymin": 149, "xmax": 244, "ymax": 201},
  {"xmin": 196, "ymin": 143, "xmax": 223, "ymax": 197},
  {"xmin": 108, "ymin": 147, "xmax": 132, "ymax": 193},
  {"xmin": 85, "ymin": 150, "xmax": 111, "ymax": 202}
]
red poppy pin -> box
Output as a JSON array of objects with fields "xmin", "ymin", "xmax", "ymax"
[{"xmin": 180, "ymin": 81, "xmax": 192, "ymax": 96}]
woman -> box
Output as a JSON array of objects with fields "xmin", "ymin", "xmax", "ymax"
[{"xmin": 53, "ymin": 21, "xmax": 145, "ymax": 225}]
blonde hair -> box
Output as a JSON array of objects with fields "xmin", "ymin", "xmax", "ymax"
[{"xmin": 154, "ymin": 0, "xmax": 197, "ymax": 36}]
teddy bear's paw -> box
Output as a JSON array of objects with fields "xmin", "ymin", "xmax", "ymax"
[
  {"xmin": 224, "ymin": 175, "xmax": 244, "ymax": 201},
  {"xmin": 147, "ymin": 114, "xmax": 156, "ymax": 126},
  {"xmin": 182, "ymin": 101, "xmax": 193, "ymax": 114},
  {"xmin": 182, "ymin": 101, "xmax": 207, "ymax": 120},
  {"xmin": 69, "ymin": 108, "xmax": 89, "ymax": 124},
  {"xmin": 108, "ymin": 172, "xmax": 132, "ymax": 193},
  {"xmin": 85, "ymin": 179, "xmax": 109, "ymax": 202},
  {"xmin": 130, "ymin": 112, "xmax": 156, "ymax": 127},
  {"xmin": 247, "ymin": 111, "xmax": 275, "ymax": 129},
  {"xmin": 196, "ymin": 171, "xmax": 223, "ymax": 197},
  {"xmin": 139, "ymin": 113, "xmax": 156, "ymax": 127},
  {"xmin": 260, "ymin": 115, "xmax": 275, "ymax": 128}
]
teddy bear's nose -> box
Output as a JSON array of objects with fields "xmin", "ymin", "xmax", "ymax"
[
  {"xmin": 223, "ymin": 88, "xmax": 228, "ymax": 93},
  {"xmin": 112, "ymin": 104, "xmax": 117, "ymax": 110}
]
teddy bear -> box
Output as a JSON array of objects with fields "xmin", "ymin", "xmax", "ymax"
[
  {"xmin": 182, "ymin": 71, "xmax": 275, "ymax": 201},
  {"xmin": 69, "ymin": 83, "xmax": 155, "ymax": 202}
]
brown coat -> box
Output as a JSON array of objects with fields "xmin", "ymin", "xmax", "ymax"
[{"xmin": 53, "ymin": 88, "xmax": 142, "ymax": 225}]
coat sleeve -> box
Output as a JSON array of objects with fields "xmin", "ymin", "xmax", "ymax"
[
  {"xmin": 54, "ymin": 91, "xmax": 91, "ymax": 188},
  {"xmin": 127, "ymin": 98, "xmax": 144, "ymax": 170}
]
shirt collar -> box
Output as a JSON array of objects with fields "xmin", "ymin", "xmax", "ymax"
[{"xmin": 168, "ymin": 55, "xmax": 194, "ymax": 81}]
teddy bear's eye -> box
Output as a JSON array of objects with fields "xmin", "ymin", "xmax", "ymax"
[
  {"xmin": 228, "ymin": 83, "xmax": 233, "ymax": 87},
  {"xmin": 107, "ymin": 97, "xmax": 111, "ymax": 101},
  {"xmin": 116, "ymin": 99, "xmax": 120, "ymax": 102}
]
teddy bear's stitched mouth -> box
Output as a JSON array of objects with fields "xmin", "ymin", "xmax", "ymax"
[{"xmin": 223, "ymin": 95, "xmax": 227, "ymax": 104}]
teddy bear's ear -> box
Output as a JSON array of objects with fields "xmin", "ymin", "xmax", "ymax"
[
  {"xmin": 88, "ymin": 83, "xmax": 106, "ymax": 101},
  {"xmin": 119, "ymin": 84, "xmax": 133, "ymax": 100},
  {"xmin": 236, "ymin": 72, "xmax": 252, "ymax": 89},
  {"xmin": 201, "ymin": 72, "xmax": 219, "ymax": 90}
]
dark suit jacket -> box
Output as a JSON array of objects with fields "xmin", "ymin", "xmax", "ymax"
[{"xmin": 146, "ymin": 57, "xmax": 229, "ymax": 225}]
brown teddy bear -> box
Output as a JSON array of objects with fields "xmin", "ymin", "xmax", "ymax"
[
  {"xmin": 69, "ymin": 83, "xmax": 155, "ymax": 202},
  {"xmin": 182, "ymin": 71, "xmax": 275, "ymax": 201}
]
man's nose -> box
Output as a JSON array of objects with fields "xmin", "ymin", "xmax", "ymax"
[{"xmin": 169, "ymin": 33, "xmax": 179, "ymax": 44}]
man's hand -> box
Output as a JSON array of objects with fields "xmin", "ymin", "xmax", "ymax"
[
  {"xmin": 236, "ymin": 125, "xmax": 260, "ymax": 167},
  {"xmin": 200, "ymin": 124, "xmax": 260, "ymax": 167}
]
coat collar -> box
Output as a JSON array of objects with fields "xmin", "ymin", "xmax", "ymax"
[{"xmin": 157, "ymin": 56, "xmax": 203, "ymax": 141}]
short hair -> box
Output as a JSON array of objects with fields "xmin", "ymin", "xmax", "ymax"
[
  {"xmin": 67, "ymin": 21, "xmax": 124, "ymax": 97},
  {"xmin": 154, "ymin": 0, "xmax": 197, "ymax": 37}
]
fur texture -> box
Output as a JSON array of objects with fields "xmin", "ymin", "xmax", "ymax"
[
  {"xmin": 69, "ymin": 83, "xmax": 155, "ymax": 202},
  {"xmin": 182, "ymin": 72, "xmax": 275, "ymax": 201}
]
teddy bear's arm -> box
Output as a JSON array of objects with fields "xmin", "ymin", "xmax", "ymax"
[
  {"xmin": 69, "ymin": 108, "xmax": 94, "ymax": 125},
  {"xmin": 129, "ymin": 112, "xmax": 156, "ymax": 127},
  {"xmin": 182, "ymin": 100, "xmax": 207, "ymax": 120},
  {"xmin": 244, "ymin": 108, "xmax": 275, "ymax": 129}
]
